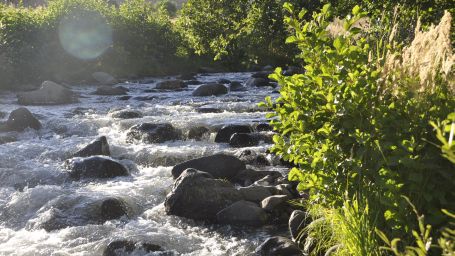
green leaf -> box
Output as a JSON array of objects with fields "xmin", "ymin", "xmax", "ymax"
[{"xmin": 352, "ymin": 5, "xmax": 360, "ymax": 15}]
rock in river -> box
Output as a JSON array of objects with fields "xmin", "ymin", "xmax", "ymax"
[
  {"xmin": 216, "ymin": 200, "xmax": 269, "ymax": 226},
  {"xmin": 17, "ymin": 81, "xmax": 78, "ymax": 105},
  {"xmin": 126, "ymin": 123, "xmax": 181, "ymax": 143},
  {"xmin": 192, "ymin": 83, "xmax": 228, "ymax": 96},
  {"xmin": 215, "ymin": 124, "xmax": 252, "ymax": 143},
  {"xmin": 103, "ymin": 240, "xmax": 164, "ymax": 256},
  {"xmin": 65, "ymin": 156, "xmax": 129, "ymax": 180},
  {"xmin": 255, "ymin": 236, "xmax": 301, "ymax": 256},
  {"xmin": 165, "ymin": 169, "xmax": 243, "ymax": 221},
  {"xmin": 171, "ymin": 154, "xmax": 245, "ymax": 180},
  {"xmin": 155, "ymin": 80, "xmax": 187, "ymax": 90},
  {"xmin": 73, "ymin": 136, "xmax": 111, "ymax": 157},
  {"xmin": 4, "ymin": 107, "xmax": 42, "ymax": 131}
]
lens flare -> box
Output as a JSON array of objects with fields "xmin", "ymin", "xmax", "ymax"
[{"xmin": 58, "ymin": 11, "xmax": 113, "ymax": 60}]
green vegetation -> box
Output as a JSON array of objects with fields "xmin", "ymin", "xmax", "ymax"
[
  {"xmin": 0, "ymin": 0, "xmax": 187, "ymax": 90},
  {"xmin": 262, "ymin": 2, "xmax": 454, "ymax": 255}
]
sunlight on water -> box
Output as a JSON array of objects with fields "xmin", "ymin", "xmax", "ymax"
[{"xmin": 58, "ymin": 11, "xmax": 112, "ymax": 60}]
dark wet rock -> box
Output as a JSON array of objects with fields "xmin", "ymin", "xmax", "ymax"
[
  {"xmin": 255, "ymin": 236, "xmax": 301, "ymax": 256},
  {"xmin": 94, "ymin": 85, "xmax": 128, "ymax": 95},
  {"xmin": 232, "ymin": 169, "xmax": 281, "ymax": 186},
  {"xmin": 272, "ymin": 90, "xmax": 280, "ymax": 94},
  {"xmin": 237, "ymin": 150, "xmax": 271, "ymax": 167},
  {"xmin": 17, "ymin": 81, "xmax": 78, "ymax": 105},
  {"xmin": 92, "ymin": 72, "xmax": 118, "ymax": 85},
  {"xmin": 171, "ymin": 154, "xmax": 245, "ymax": 181},
  {"xmin": 187, "ymin": 126, "xmax": 210, "ymax": 140},
  {"xmin": 229, "ymin": 81, "xmax": 247, "ymax": 91},
  {"xmin": 101, "ymin": 198, "xmax": 128, "ymax": 221},
  {"xmin": 289, "ymin": 210, "xmax": 308, "ymax": 242},
  {"xmin": 229, "ymin": 133, "xmax": 259, "ymax": 147},
  {"xmin": 215, "ymin": 124, "xmax": 252, "ymax": 143},
  {"xmin": 155, "ymin": 80, "xmax": 186, "ymax": 90},
  {"xmin": 251, "ymin": 71, "xmax": 272, "ymax": 79},
  {"xmin": 184, "ymin": 80, "xmax": 203, "ymax": 86},
  {"xmin": 103, "ymin": 240, "xmax": 164, "ymax": 256},
  {"xmin": 165, "ymin": 169, "xmax": 243, "ymax": 221},
  {"xmin": 73, "ymin": 136, "xmax": 110, "ymax": 157},
  {"xmin": 282, "ymin": 66, "xmax": 305, "ymax": 76},
  {"xmin": 66, "ymin": 156, "xmax": 129, "ymax": 180},
  {"xmin": 4, "ymin": 107, "xmax": 41, "ymax": 131},
  {"xmin": 238, "ymin": 185, "xmax": 274, "ymax": 203},
  {"xmin": 196, "ymin": 107, "xmax": 223, "ymax": 113},
  {"xmin": 217, "ymin": 78, "xmax": 231, "ymax": 84},
  {"xmin": 0, "ymin": 111, "xmax": 6, "ymax": 119},
  {"xmin": 35, "ymin": 196, "xmax": 130, "ymax": 231},
  {"xmin": 216, "ymin": 200, "xmax": 269, "ymax": 226},
  {"xmin": 177, "ymin": 73, "xmax": 197, "ymax": 80},
  {"xmin": 261, "ymin": 195, "xmax": 290, "ymax": 212},
  {"xmin": 126, "ymin": 123, "xmax": 181, "ymax": 144},
  {"xmin": 192, "ymin": 83, "xmax": 228, "ymax": 97},
  {"xmin": 246, "ymin": 77, "xmax": 271, "ymax": 87},
  {"xmin": 256, "ymin": 123, "xmax": 273, "ymax": 132},
  {"xmin": 0, "ymin": 134, "xmax": 17, "ymax": 144},
  {"xmin": 117, "ymin": 95, "xmax": 131, "ymax": 101},
  {"xmin": 110, "ymin": 110, "xmax": 143, "ymax": 119}
]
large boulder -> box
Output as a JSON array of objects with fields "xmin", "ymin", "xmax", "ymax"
[
  {"xmin": 246, "ymin": 77, "xmax": 271, "ymax": 87},
  {"xmin": 109, "ymin": 109, "xmax": 143, "ymax": 119},
  {"xmin": 192, "ymin": 83, "xmax": 228, "ymax": 96},
  {"xmin": 17, "ymin": 81, "xmax": 78, "ymax": 105},
  {"xmin": 103, "ymin": 240, "xmax": 164, "ymax": 256},
  {"xmin": 255, "ymin": 236, "xmax": 301, "ymax": 256},
  {"xmin": 164, "ymin": 169, "xmax": 243, "ymax": 221},
  {"xmin": 215, "ymin": 124, "xmax": 252, "ymax": 143},
  {"xmin": 155, "ymin": 80, "xmax": 187, "ymax": 90},
  {"xmin": 100, "ymin": 198, "xmax": 128, "ymax": 221},
  {"xmin": 216, "ymin": 200, "xmax": 269, "ymax": 226},
  {"xmin": 4, "ymin": 107, "xmax": 41, "ymax": 131},
  {"xmin": 92, "ymin": 72, "xmax": 118, "ymax": 85},
  {"xmin": 65, "ymin": 156, "xmax": 129, "ymax": 180},
  {"xmin": 126, "ymin": 123, "xmax": 181, "ymax": 143},
  {"xmin": 229, "ymin": 133, "xmax": 259, "ymax": 147},
  {"xmin": 73, "ymin": 136, "xmax": 110, "ymax": 157},
  {"xmin": 261, "ymin": 195, "xmax": 290, "ymax": 212},
  {"xmin": 171, "ymin": 154, "xmax": 245, "ymax": 180},
  {"xmin": 94, "ymin": 86, "xmax": 128, "ymax": 95},
  {"xmin": 33, "ymin": 196, "xmax": 129, "ymax": 231},
  {"xmin": 187, "ymin": 126, "xmax": 210, "ymax": 140},
  {"xmin": 238, "ymin": 186, "xmax": 274, "ymax": 203}
]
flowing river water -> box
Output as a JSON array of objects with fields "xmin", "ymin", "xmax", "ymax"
[{"xmin": 0, "ymin": 72, "xmax": 289, "ymax": 255}]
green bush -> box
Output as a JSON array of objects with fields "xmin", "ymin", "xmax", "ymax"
[
  {"xmin": 262, "ymin": 3, "xmax": 455, "ymax": 252},
  {"xmin": 177, "ymin": 0, "xmax": 321, "ymax": 68},
  {"xmin": 0, "ymin": 0, "xmax": 186, "ymax": 89}
]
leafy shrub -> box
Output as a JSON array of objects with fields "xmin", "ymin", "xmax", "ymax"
[
  {"xmin": 262, "ymin": 2, "xmax": 455, "ymax": 251},
  {"xmin": 177, "ymin": 0, "xmax": 320, "ymax": 67},
  {"xmin": 0, "ymin": 0, "xmax": 185, "ymax": 89}
]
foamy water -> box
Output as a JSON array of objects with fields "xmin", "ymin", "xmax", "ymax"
[{"xmin": 0, "ymin": 72, "xmax": 285, "ymax": 255}]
